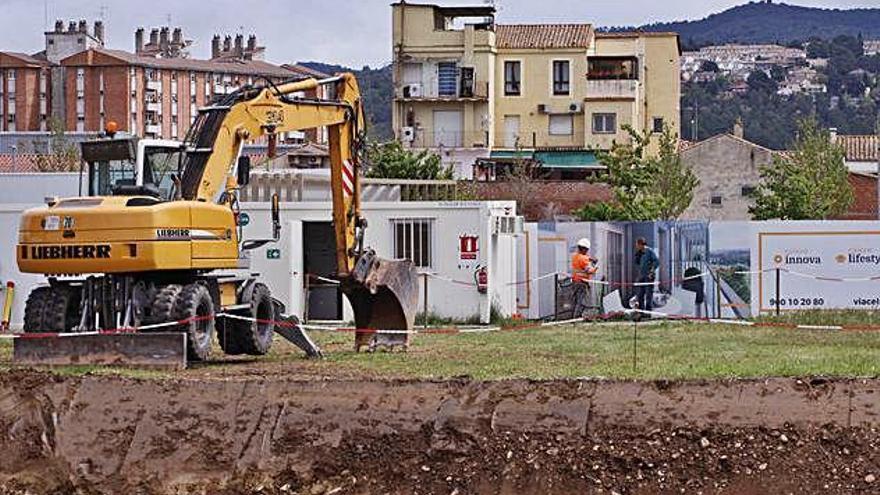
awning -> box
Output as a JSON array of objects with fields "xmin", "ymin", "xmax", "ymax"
[
  {"xmin": 488, "ymin": 150, "xmax": 535, "ymax": 160},
  {"xmin": 534, "ymin": 150, "xmax": 602, "ymax": 169}
]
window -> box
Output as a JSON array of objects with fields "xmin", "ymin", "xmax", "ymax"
[
  {"xmin": 504, "ymin": 61, "xmax": 521, "ymax": 96},
  {"xmin": 652, "ymin": 117, "xmax": 664, "ymax": 133},
  {"xmin": 588, "ymin": 57, "xmax": 638, "ymax": 80},
  {"xmin": 710, "ymin": 193, "xmax": 723, "ymax": 207},
  {"xmin": 741, "ymin": 185, "xmax": 756, "ymax": 197},
  {"xmin": 459, "ymin": 67, "xmax": 475, "ymax": 97},
  {"xmin": 592, "ymin": 113, "xmax": 617, "ymax": 134},
  {"xmin": 552, "ymin": 60, "xmax": 570, "ymax": 95},
  {"xmin": 392, "ymin": 218, "xmax": 434, "ymax": 268},
  {"xmin": 549, "ymin": 115, "xmax": 573, "ymax": 136}
]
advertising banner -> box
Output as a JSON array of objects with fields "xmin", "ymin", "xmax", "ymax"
[{"xmin": 751, "ymin": 222, "xmax": 880, "ymax": 314}]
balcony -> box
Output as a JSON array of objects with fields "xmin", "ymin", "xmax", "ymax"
[
  {"xmin": 585, "ymin": 79, "xmax": 638, "ymax": 100},
  {"xmin": 146, "ymin": 80, "xmax": 162, "ymax": 92},
  {"xmin": 395, "ymin": 80, "xmax": 489, "ymax": 102},
  {"xmin": 146, "ymin": 102, "xmax": 161, "ymax": 112},
  {"xmin": 400, "ymin": 129, "xmax": 489, "ymax": 149},
  {"xmin": 145, "ymin": 124, "xmax": 161, "ymax": 135}
]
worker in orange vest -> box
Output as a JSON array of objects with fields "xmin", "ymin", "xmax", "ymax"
[{"xmin": 571, "ymin": 238, "xmax": 599, "ymax": 318}]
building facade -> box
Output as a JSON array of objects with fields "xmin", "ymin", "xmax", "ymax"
[
  {"xmin": 680, "ymin": 125, "xmax": 775, "ymax": 221},
  {"xmin": 1, "ymin": 21, "xmax": 325, "ymax": 142},
  {"xmin": 391, "ymin": 2, "xmax": 681, "ymax": 179}
]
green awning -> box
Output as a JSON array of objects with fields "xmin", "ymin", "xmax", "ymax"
[
  {"xmin": 489, "ymin": 150, "xmax": 535, "ymax": 160},
  {"xmin": 534, "ymin": 150, "xmax": 601, "ymax": 169}
]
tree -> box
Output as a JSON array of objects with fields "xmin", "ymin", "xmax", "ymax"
[
  {"xmin": 700, "ymin": 60, "xmax": 719, "ymax": 73},
  {"xmin": 747, "ymin": 70, "xmax": 778, "ymax": 94},
  {"xmin": 749, "ymin": 118, "xmax": 853, "ymax": 220},
  {"xmin": 23, "ymin": 117, "xmax": 80, "ymax": 172},
  {"xmin": 364, "ymin": 140, "xmax": 452, "ymax": 180},
  {"xmin": 574, "ymin": 125, "xmax": 699, "ymax": 221}
]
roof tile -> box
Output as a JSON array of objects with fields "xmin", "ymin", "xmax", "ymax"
[
  {"xmin": 838, "ymin": 135, "xmax": 879, "ymax": 162},
  {"xmin": 496, "ymin": 24, "xmax": 592, "ymax": 49}
]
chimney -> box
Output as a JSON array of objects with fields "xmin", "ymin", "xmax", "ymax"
[
  {"xmin": 829, "ymin": 127, "xmax": 838, "ymax": 144},
  {"xmin": 78, "ymin": 19, "xmax": 87, "ymax": 34},
  {"xmin": 223, "ymin": 35, "xmax": 232, "ymax": 53},
  {"xmin": 54, "ymin": 20, "xmax": 64, "ymax": 33},
  {"xmin": 149, "ymin": 28, "xmax": 159, "ymax": 46},
  {"xmin": 68, "ymin": 21, "xmax": 77, "ymax": 33},
  {"xmin": 211, "ymin": 35, "xmax": 221, "ymax": 59},
  {"xmin": 135, "ymin": 28, "xmax": 144, "ymax": 53},
  {"xmin": 94, "ymin": 21, "xmax": 104, "ymax": 42},
  {"xmin": 234, "ymin": 34, "xmax": 244, "ymax": 57},
  {"xmin": 247, "ymin": 34, "xmax": 256, "ymax": 51},
  {"xmin": 172, "ymin": 27, "xmax": 182, "ymax": 44},
  {"xmin": 733, "ymin": 117, "xmax": 744, "ymax": 139},
  {"xmin": 159, "ymin": 27, "xmax": 169, "ymax": 51}
]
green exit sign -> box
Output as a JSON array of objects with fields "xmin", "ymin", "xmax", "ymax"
[{"xmin": 266, "ymin": 248, "xmax": 281, "ymax": 259}]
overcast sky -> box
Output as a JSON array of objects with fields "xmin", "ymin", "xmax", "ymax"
[{"xmin": 0, "ymin": 0, "xmax": 877, "ymax": 67}]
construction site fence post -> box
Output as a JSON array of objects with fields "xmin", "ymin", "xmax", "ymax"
[
  {"xmin": 553, "ymin": 273, "xmax": 559, "ymax": 321},
  {"xmin": 715, "ymin": 272, "xmax": 722, "ymax": 319},
  {"xmin": 775, "ymin": 268, "xmax": 781, "ymax": 316},
  {"xmin": 422, "ymin": 272, "xmax": 429, "ymax": 331}
]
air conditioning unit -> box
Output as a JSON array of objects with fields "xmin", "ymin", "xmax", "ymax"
[
  {"xmin": 400, "ymin": 126, "xmax": 415, "ymax": 142},
  {"xmin": 568, "ymin": 102, "xmax": 583, "ymax": 114},
  {"xmin": 537, "ymin": 103, "xmax": 548, "ymax": 114},
  {"xmin": 492, "ymin": 215, "xmax": 525, "ymax": 236},
  {"xmin": 403, "ymin": 83, "xmax": 422, "ymax": 98}
]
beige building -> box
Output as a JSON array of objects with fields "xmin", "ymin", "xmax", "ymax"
[{"xmin": 391, "ymin": 2, "xmax": 680, "ymax": 179}]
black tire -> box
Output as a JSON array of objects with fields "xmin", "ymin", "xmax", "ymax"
[
  {"xmin": 172, "ymin": 283, "xmax": 215, "ymax": 361},
  {"xmin": 23, "ymin": 287, "xmax": 53, "ymax": 333},
  {"xmin": 223, "ymin": 283, "xmax": 275, "ymax": 356},
  {"xmin": 41, "ymin": 286, "xmax": 82, "ymax": 333},
  {"xmin": 147, "ymin": 284, "xmax": 182, "ymax": 326}
]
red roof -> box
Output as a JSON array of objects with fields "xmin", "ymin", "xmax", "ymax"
[
  {"xmin": 61, "ymin": 48, "xmax": 296, "ymax": 78},
  {"xmin": 0, "ymin": 154, "xmax": 42, "ymax": 172},
  {"xmin": 838, "ymin": 135, "xmax": 878, "ymax": 162},
  {"xmin": 496, "ymin": 24, "xmax": 593, "ymax": 49}
]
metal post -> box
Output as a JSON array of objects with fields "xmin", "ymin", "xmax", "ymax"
[
  {"xmin": 422, "ymin": 272, "xmax": 429, "ymax": 331},
  {"xmin": 553, "ymin": 272, "xmax": 559, "ymax": 321},
  {"xmin": 715, "ymin": 273, "xmax": 722, "ymax": 319},
  {"xmin": 775, "ymin": 268, "xmax": 781, "ymax": 316},
  {"xmin": 632, "ymin": 318, "xmax": 638, "ymax": 373}
]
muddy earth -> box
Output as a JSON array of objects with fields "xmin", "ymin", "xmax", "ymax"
[{"xmin": 0, "ymin": 371, "xmax": 878, "ymax": 494}]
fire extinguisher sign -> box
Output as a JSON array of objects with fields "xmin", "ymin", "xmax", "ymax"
[{"xmin": 459, "ymin": 235, "xmax": 479, "ymax": 260}]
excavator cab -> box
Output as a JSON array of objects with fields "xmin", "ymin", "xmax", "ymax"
[{"xmin": 80, "ymin": 135, "xmax": 185, "ymax": 200}]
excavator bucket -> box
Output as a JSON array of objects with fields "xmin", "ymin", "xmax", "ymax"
[{"xmin": 341, "ymin": 251, "xmax": 419, "ymax": 352}]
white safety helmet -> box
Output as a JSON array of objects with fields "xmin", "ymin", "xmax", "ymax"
[{"xmin": 577, "ymin": 238, "xmax": 591, "ymax": 250}]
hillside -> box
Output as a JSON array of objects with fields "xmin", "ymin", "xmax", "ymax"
[
  {"xmin": 299, "ymin": 62, "xmax": 393, "ymax": 140},
  {"xmin": 630, "ymin": 1, "xmax": 880, "ymax": 48}
]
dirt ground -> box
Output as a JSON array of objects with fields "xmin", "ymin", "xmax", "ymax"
[{"xmin": 0, "ymin": 370, "xmax": 879, "ymax": 495}]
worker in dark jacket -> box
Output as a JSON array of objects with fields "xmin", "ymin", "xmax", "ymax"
[{"xmin": 634, "ymin": 237, "xmax": 659, "ymax": 313}]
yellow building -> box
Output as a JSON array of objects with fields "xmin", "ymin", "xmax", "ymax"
[{"xmin": 391, "ymin": 2, "xmax": 680, "ymax": 179}]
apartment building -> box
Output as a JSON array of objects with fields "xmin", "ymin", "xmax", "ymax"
[
  {"xmin": 0, "ymin": 21, "xmax": 326, "ymax": 143},
  {"xmin": 0, "ymin": 53, "xmax": 51, "ymax": 132},
  {"xmin": 60, "ymin": 47, "xmax": 297, "ymax": 139},
  {"xmin": 391, "ymin": 2, "xmax": 680, "ymax": 179}
]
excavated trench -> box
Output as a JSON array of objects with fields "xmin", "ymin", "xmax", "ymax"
[{"xmin": 0, "ymin": 371, "xmax": 879, "ymax": 494}]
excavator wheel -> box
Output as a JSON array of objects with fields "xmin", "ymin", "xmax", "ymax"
[
  {"xmin": 221, "ymin": 283, "xmax": 275, "ymax": 356},
  {"xmin": 172, "ymin": 283, "xmax": 215, "ymax": 362},
  {"xmin": 23, "ymin": 286, "xmax": 53, "ymax": 333},
  {"xmin": 147, "ymin": 284, "xmax": 183, "ymax": 326},
  {"xmin": 42, "ymin": 286, "xmax": 82, "ymax": 333}
]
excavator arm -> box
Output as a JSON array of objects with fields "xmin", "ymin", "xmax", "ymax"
[{"xmin": 180, "ymin": 74, "xmax": 417, "ymax": 349}]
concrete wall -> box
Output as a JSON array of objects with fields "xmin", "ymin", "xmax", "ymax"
[{"xmin": 0, "ymin": 173, "xmax": 81, "ymax": 203}]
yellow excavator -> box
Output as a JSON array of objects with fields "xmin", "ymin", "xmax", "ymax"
[{"xmin": 14, "ymin": 73, "xmax": 418, "ymax": 367}]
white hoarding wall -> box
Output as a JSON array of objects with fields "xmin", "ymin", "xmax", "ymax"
[{"xmin": 750, "ymin": 221, "xmax": 880, "ymax": 314}]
